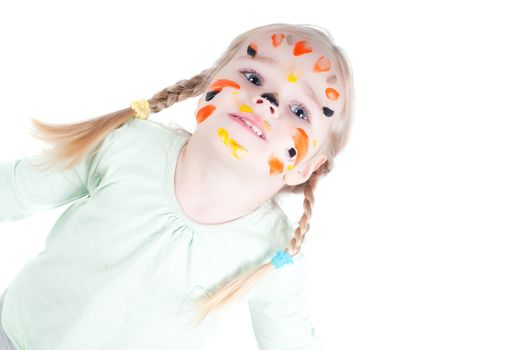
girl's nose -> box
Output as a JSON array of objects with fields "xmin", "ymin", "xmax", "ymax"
[{"xmin": 254, "ymin": 93, "xmax": 280, "ymax": 119}]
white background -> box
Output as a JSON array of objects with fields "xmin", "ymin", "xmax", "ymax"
[{"xmin": 1, "ymin": 0, "xmax": 526, "ymax": 349}]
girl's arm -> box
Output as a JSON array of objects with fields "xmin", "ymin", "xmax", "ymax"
[
  {"xmin": 248, "ymin": 252, "xmax": 324, "ymax": 350},
  {"xmin": 0, "ymin": 152, "xmax": 94, "ymax": 222}
]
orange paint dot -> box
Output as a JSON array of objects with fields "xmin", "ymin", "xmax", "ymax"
[
  {"xmin": 196, "ymin": 104, "xmax": 216, "ymax": 123},
  {"xmin": 292, "ymin": 128, "xmax": 309, "ymax": 166},
  {"xmin": 209, "ymin": 79, "xmax": 241, "ymax": 91},
  {"xmin": 313, "ymin": 56, "xmax": 331, "ymax": 72},
  {"xmin": 249, "ymin": 42, "xmax": 258, "ymax": 55},
  {"xmin": 325, "ymin": 87, "xmax": 340, "ymax": 100},
  {"xmin": 271, "ymin": 33, "xmax": 285, "ymax": 47},
  {"xmin": 293, "ymin": 40, "xmax": 313, "ymax": 56},
  {"xmin": 268, "ymin": 156, "xmax": 284, "ymax": 175}
]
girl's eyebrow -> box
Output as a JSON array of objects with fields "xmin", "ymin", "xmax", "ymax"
[
  {"xmin": 237, "ymin": 55, "xmax": 325, "ymax": 118},
  {"xmin": 236, "ymin": 55, "xmax": 276, "ymax": 64}
]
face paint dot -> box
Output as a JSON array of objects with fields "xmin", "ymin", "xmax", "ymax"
[
  {"xmin": 229, "ymin": 138, "xmax": 248, "ymax": 159},
  {"xmin": 288, "ymin": 147, "xmax": 297, "ymax": 158},
  {"xmin": 232, "ymin": 91, "xmax": 239, "ymax": 94},
  {"xmin": 287, "ymin": 164, "xmax": 294, "ymax": 171},
  {"xmin": 247, "ymin": 42, "xmax": 258, "ymax": 57},
  {"xmin": 271, "ymin": 33, "xmax": 285, "ymax": 47},
  {"xmin": 293, "ymin": 40, "xmax": 313, "ymax": 56},
  {"xmin": 218, "ymin": 128, "xmax": 229, "ymax": 144},
  {"xmin": 209, "ymin": 79, "xmax": 241, "ymax": 91},
  {"xmin": 287, "ymin": 73, "xmax": 298, "ymax": 83},
  {"xmin": 291, "ymin": 128, "xmax": 309, "ymax": 166},
  {"xmin": 326, "ymin": 87, "xmax": 340, "ymax": 100},
  {"xmin": 205, "ymin": 90, "xmax": 220, "ymax": 102},
  {"xmin": 196, "ymin": 104, "xmax": 216, "ymax": 123},
  {"xmin": 263, "ymin": 120, "xmax": 272, "ymax": 132},
  {"xmin": 257, "ymin": 99, "xmax": 263, "ymax": 103},
  {"xmin": 327, "ymin": 74, "xmax": 338, "ymax": 84},
  {"xmin": 268, "ymin": 157, "xmax": 284, "ymax": 175},
  {"xmin": 313, "ymin": 138, "xmax": 317, "ymax": 147},
  {"xmin": 313, "ymin": 56, "xmax": 331, "ymax": 73},
  {"xmin": 286, "ymin": 34, "xmax": 295, "ymax": 45},
  {"xmin": 262, "ymin": 92, "xmax": 278, "ymax": 107},
  {"xmin": 217, "ymin": 128, "xmax": 248, "ymax": 159},
  {"xmin": 323, "ymin": 106, "xmax": 334, "ymax": 117},
  {"xmin": 239, "ymin": 104, "xmax": 253, "ymax": 113}
]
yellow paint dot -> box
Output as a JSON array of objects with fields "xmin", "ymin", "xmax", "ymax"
[
  {"xmin": 218, "ymin": 128, "xmax": 229, "ymax": 144},
  {"xmin": 217, "ymin": 127, "xmax": 248, "ymax": 159},
  {"xmin": 287, "ymin": 164, "xmax": 294, "ymax": 171},
  {"xmin": 232, "ymin": 91, "xmax": 239, "ymax": 94},
  {"xmin": 228, "ymin": 138, "xmax": 248, "ymax": 159},
  {"xmin": 239, "ymin": 104, "xmax": 253, "ymax": 113},
  {"xmin": 263, "ymin": 120, "xmax": 272, "ymax": 132},
  {"xmin": 313, "ymin": 138, "xmax": 317, "ymax": 147},
  {"xmin": 287, "ymin": 73, "xmax": 297, "ymax": 83}
]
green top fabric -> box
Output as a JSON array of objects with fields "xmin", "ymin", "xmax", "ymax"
[{"xmin": 0, "ymin": 118, "xmax": 323, "ymax": 350}]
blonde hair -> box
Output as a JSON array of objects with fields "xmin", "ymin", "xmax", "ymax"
[{"xmin": 27, "ymin": 23, "xmax": 355, "ymax": 326}]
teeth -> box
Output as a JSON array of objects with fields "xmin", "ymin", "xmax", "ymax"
[{"xmin": 240, "ymin": 118, "xmax": 264, "ymax": 138}]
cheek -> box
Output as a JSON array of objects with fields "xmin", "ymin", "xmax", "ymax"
[
  {"xmin": 197, "ymin": 79, "xmax": 242, "ymax": 124},
  {"xmin": 217, "ymin": 127, "xmax": 248, "ymax": 160},
  {"xmin": 266, "ymin": 127, "xmax": 310, "ymax": 176},
  {"xmin": 291, "ymin": 128, "xmax": 310, "ymax": 166}
]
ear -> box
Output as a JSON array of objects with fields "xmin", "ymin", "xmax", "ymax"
[{"xmin": 283, "ymin": 153, "xmax": 328, "ymax": 186}]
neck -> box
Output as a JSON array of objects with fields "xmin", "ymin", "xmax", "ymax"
[{"xmin": 174, "ymin": 135, "xmax": 279, "ymax": 225}]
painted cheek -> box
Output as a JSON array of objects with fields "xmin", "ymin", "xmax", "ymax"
[
  {"xmin": 209, "ymin": 79, "xmax": 241, "ymax": 91},
  {"xmin": 196, "ymin": 104, "xmax": 216, "ymax": 124},
  {"xmin": 205, "ymin": 79, "xmax": 241, "ymax": 102},
  {"xmin": 268, "ymin": 156, "xmax": 284, "ymax": 175},
  {"xmin": 292, "ymin": 128, "xmax": 309, "ymax": 167},
  {"xmin": 217, "ymin": 128, "xmax": 248, "ymax": 160}
]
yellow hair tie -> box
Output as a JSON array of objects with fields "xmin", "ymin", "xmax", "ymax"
[{"xmin": 130, "ymin": 99, "xmax": 151, "ymax": 120}]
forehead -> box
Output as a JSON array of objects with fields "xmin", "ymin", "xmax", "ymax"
[
  {"xmin": 233, "ymin": 31, "xmax": 344, "ymax": 119},
  {"xmin": 237, "ymin": 31, "xmax": 330, "ymax": 68}
]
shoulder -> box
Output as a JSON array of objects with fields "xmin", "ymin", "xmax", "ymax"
[
  {"xmin": 97, "ymin": 118, "xmax": 190, "ymax": 158},
  {"xmin": 115, "ymin": 118, "xmax": 191, "ymax": 144},
  {"xmin": 265, "ymin": 201, "xmax": 297, "ymax": 248}
]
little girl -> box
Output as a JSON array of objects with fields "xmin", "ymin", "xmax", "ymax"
[{"xmin": 0, "ymin": 23, "xmax": 354, "ymax": 350}]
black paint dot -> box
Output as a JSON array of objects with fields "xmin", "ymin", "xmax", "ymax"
[
  {"xmin": 205, "ymin": 90, "xmax": 220, "ymax": 102},
  {"xmin": 322, "ymin": 106, "xmax": 334, "ymax": 117},
  {"xmin": 247, "ymin": 45, "xmax": 257, "ymax": 57},
  {"xmin": 288, "ymin": 147, "xmax": 297, "ymax": 158}
]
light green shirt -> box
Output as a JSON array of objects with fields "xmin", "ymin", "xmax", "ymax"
[{"xmin": 0, "ymin": 118, "xmax": 323, "ymax": 350}]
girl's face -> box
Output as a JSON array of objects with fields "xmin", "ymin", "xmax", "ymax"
[{"xmin": 192, "ymin": 30, "xmax": 344, "ymax": 185}]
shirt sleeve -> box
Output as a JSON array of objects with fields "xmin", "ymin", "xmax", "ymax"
[
  {"xmin": 0, "ymin": 150, "xmax": 95, "ymax": 222},
  {"xmin": 248, "ymin": 252, "xmax": 325, "ymax": 350}
]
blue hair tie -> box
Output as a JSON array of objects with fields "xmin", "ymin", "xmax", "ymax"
[{"xmin": 271, "ymin": 250, "xmax": 293, "ymax": 269}]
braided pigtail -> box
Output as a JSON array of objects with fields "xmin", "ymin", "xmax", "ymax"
[
  {"xmin": 28, "ymin": 68, "xmax": 213, "ymax": 172},
  {"xmin": 191, "ymin": 165, "xmax": 324, "ymax": 326}
]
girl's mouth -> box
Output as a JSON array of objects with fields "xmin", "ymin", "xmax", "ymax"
[{"xmin": 229, "ymin": 114, "xmax": 266, "ymax": 141}]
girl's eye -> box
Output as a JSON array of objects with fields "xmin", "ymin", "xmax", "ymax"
[
  {"xmin": 240, "ymin": 69, "xmax": 263, "ymax": 86},
  {"xmin": 290, "ymin": 103, "xmax": 311, "ymax": 122}
]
